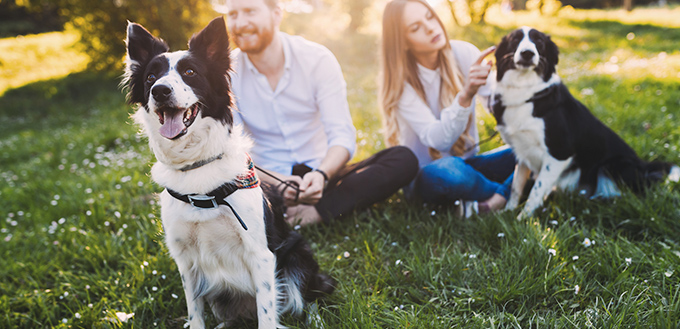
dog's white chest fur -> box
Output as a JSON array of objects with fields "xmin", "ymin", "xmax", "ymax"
[
  {"xmin": 497, "ymin": 102, "xmax": 546, "ymax": 173},
  {"xmin": 496, "ymin": 72, "xmax": 560, "ymax": 173},
  {"xmin": 160, "ymin": 188, "xmax": 268, "ymax": 294}
]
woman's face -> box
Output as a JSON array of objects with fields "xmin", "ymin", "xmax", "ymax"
[{"xmin": 402, "ymin": 1, "xmax": 447, "ymax": 56}]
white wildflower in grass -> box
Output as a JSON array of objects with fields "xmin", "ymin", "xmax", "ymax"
[
  {"xmin": 137, "ymin": 181, "xmax": 144, "ymax": 187},
  {"xmin": 293, "ymin": 225, "xmax": 301, "ymax": 231},
  {"xmin": 115, "ymin": 184, "xmax": 121, "ymax": 190},
  {"xmin": 54, "ymin": 195, "xmax": 60, "ymax": 200},
  {"xmin": 104, "ymin": 221, "xmax": 110, "ymax": 226},
  {"xmin": 122, "ymin": 224, "xmax": 128, "ymax": 229},
  {"xmin": 115, "ymin": 312, "xmax": 135, "ymax": 323},
  {"xmin": 548, "ymin": 248, "xmax": 557, "ymax": 256},
  {"xmin": 497, "ymin": 233, "xmax": 505, "ymax": 238},
  {"xmin": 143, "ymin": 261, "xmax": 149, "ymax": 266},
  {"xmin": 573, "ymin": 255, "xmax": 579, "ymax": 261},
  {"xmin": 86, "ymin": 210, "xmax": 92, "ymax": 216},
  {"xmin": 114, "ymin": 211, "xmax": 121, "ymax": 219},
  {"xmin": 121, "ymin": 176, "xmax": 132, "ymax": 183},
  {"xmin": 574, "ymin": 285, "xmax": 580, "ymax": 295},
  {"xmin": 569, "ymin": 216, "xmax": 576, "ymax": 222},
  {"xmin": 62, "ymin": 318, "xmax": 68, "ymax": 324},
  {"xmin": 88, "ymin": 303, "xmax": 93, "ymax": 308},
  {"xmin": 10, "ymin": 221, "xmax": 17, "ymax": 227},
  {"xmin": 625, "ymin": 257, "xmax": 632, "ymax": 265},
  {"xmin": 395, "ymin": 259, "xmax": 402, "ymax": 266},
  {"xmin": 391, "ymin": 242, "xmax": 398, "ymax": 247},
  {"xmin": 152, "ymin": 286, "xmax": 158, "ymax": 292},
  {"xmin": 50, "ymin": 200, "xmax": 58, "ymax": 206},
  {"xmin": 152, "ymin": 270, "xmax": 157, "ymax": 275},
  {"xmin": 75, "ymin": 313, "xmax": 81, "ymax": 319},
  {"xmin": 469, "ymin": 254, "xmax": 477, "ymax": 259},
  {"xmin": 4, "ymin": 234, "xmax": 12, "ymax": 242},
  {"xmin": 665, "ymin": 270, "xmax": 673, "ymax": 278},
  {"xmin": 343, "ymin": 251, "xmax": 350, "ymax": 258},
  {"xmin": 161, "ymin": 275, "xmax": 166, "ymax": 279},
  {"xmin": 85, "ymin": 188, "xmax": 92, "ymax": 194},
  {"xmin": 172, "ymin": 293, "xmax": 178, "ymax": 299},
  {"xmin": 430, "ymin": 210, "xmax": 436, "ymax": 216},
  {"xmin": 85, "ymin": 285, "xmax": 90, "ymax": 290},
  {"xmin": 549, "ymin": 220, "xmax": 558, "ymax": 226},
  {"xmin": 582, "ymin": 238, "xmax": 592, "ymax": 247},
  {"xmin": 58, "ymin": 218, "xmax": 66, "ymax": 225},
  {"xmin": 17, "ymin": 211, "xmax": 23, "ymax": 216},
  {"xmin": 579, "ymin": 190, "xmax": 587, "ymax": 195}
]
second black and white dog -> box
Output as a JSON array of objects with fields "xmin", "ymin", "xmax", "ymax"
[
  {"xmin": 493, "ymin": 27, "xmax": 679, "ymax": 218},
  {"xmin": 123, "ymin": 17, "xmax": 334, "ymax": 328}
]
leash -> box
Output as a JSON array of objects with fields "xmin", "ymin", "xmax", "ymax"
[
  {"xmin": 464, "ymin": 130, "xmax": 500, "ymax": 153},
  {"xmin": 254, "ymin": 164, "xmax": 302, "ymax": 202}
]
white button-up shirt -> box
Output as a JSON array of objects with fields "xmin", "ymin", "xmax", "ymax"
[
  {"xmin": 396, "ymin": 40, "xmax": 493, "ymax": 168},
  {"xmin": 231, "ymin": 32, "xmax": 357, "ymax": 175}
]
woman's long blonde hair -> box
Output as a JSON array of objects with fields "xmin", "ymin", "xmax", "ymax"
[{"xmin": 379, "ymin": 0, "xmax": 473, "ymax": 159}]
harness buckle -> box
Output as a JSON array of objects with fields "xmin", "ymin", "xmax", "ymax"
[{"xmin": 188, "ymin": 194, "xmax": 218, "ymax": 209}]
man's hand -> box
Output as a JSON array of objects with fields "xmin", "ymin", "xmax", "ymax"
[
  {"xmin": 297, "ymin": 170, "xmax": 325, "ymax": 204},
  {"xmin": 278, "ymin": 175, "xmax": 304, "ymax": 207}
]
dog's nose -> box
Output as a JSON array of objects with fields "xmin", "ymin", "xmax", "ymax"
[
  {"xmin": 520, "ymin": 50, "xmax": 535, "ymax": 61},
  {"xmin": 152, "ymin": 84, "xmax": 173, "ymax": 102}
]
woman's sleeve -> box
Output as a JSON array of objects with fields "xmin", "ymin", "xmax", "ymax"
[{"xmin": 398, "ymin": 83, "xmax": 475, "ymax": 152}]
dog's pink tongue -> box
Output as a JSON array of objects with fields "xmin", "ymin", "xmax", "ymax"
[{"xmin": 159, "ymin": 111, "xmax": 185, "ymax": 139}]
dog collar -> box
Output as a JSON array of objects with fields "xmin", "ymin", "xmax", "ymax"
[
  {"xmin": 179, "ymin": 153, "xmax": 224, "ymax": 172},
  {"xmin": 166, "ymin": 155, "xmax": 260, "ymax": 231}
]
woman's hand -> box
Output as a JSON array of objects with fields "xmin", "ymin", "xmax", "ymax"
[{"xmin": 459, "ymin": 46, "xmax": 496, "ymax": 108}]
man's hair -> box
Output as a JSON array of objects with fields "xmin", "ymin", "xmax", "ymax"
[{"xmin": 263, "ymin": 0, "xmax": 280, "ymax": 9}]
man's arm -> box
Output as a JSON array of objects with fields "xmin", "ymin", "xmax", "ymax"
[{"xmin": 297, "ymin": 145, "xmax": 350, "ymax": 205}]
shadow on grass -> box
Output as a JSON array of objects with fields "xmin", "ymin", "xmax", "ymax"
[
  {"xmin": 560, "ymin": 19, "xmax": 680, "ymax": 54},
  {"xmin": 0, "ymin": 71, "xmax": 127, "ymax": 138}
]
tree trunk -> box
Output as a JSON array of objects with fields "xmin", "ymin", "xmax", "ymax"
[
  {"xmin": 513, "ymin": 0, "xmax": 526, "ymax": 10},
  {"xmin": 623, "ymin": 0, "xmax": 634, "ymax": 11},
  {"xmin": 446, "ymin": 0, "xmax": 460, "ymax": 26}
]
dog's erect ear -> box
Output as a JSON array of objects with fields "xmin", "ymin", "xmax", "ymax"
[
  {"xmin": 125, "ymin": 22, "xmax": 169, "ymax": 66},
  {"xmin": 188, "ymin": 17, "xmax": 230, "ymax": 64}
]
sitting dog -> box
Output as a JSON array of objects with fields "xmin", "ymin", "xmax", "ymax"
[
  {"xmin": 492, "ymin": 26, "xmax": 679, "ymax": 218},
  {"xmin": 123, "ymin": 17, "xmax": 334, "ymax": 328}
]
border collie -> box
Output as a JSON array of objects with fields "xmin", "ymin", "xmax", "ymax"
[
  {"xmin": 123, "ymin": 17, "xmax": 334, "ymax": 328},
  {"xmin": 493, "ymin": 26, "xmax": 679, "ymax": 218}
]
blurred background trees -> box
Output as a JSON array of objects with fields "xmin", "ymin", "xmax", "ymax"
[{"xmin": 3, "ymin": 0, "xmax": 678, "ymax": 70}]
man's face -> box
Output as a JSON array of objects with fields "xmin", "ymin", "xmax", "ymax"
[{"xmin": 226, "ymin": 0, "xmax": 281, "ymax": 54}]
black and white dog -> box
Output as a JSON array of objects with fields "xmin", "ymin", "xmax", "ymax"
[
  {"xmin": 123, "ymin": 17, "xmax": 334, "ymax": 328},
  {"xmin": 493, "ymin": 26, "xmax": 679, "ymax": 218}
]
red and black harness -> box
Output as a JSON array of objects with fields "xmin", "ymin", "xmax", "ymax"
[{"xmin": 166, "ymin": 154, "xmax": 260, "ymax": 231}]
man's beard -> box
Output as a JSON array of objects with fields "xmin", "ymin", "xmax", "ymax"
[{"xmin": 232, "ymin": 24, "xmax": 275, "ymax": 54}]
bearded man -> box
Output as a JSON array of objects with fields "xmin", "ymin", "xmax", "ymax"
[{"xmin": 226, "ymin": 0, "xmax": 418, "ymax": 226}]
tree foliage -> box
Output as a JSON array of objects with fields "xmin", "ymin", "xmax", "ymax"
[{"xmin": 18, "ymin": 0, "xmax": 218, "ymax": 70}]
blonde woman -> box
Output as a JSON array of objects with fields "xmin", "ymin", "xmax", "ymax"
[{"xmin": 380, "ymin": 0, "xmax": 515, "ymax": 212}]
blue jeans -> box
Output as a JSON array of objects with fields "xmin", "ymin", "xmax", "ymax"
[{"xmin": 414, "ymin": 146, "xmax": 516, "ymax": 204}]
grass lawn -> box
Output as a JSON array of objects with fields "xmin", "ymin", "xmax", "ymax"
[{"xmin": 1, "ymin": 4, "xmax": 680, "ymax": 328}]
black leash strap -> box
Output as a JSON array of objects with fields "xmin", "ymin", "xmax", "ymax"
[
  {"xmin": 166, "ymin": 183, "xmax": 249, "ymax": 231},
  {"xmin": 254, "ymin": 164, "xmax": 302, "ymax": 201},
  {"xmin": 464, "ymin": 130, "xmax": 500, "ymax": 153}
]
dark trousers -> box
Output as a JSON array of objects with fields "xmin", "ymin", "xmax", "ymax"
[{"xmin": 292, "ymin": 146, "xmax": 418, "ymax": 223}]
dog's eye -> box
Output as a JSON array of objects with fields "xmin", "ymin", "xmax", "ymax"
[
  {"xmin": 146, "ymin": 74, "xmax": 156, "ymax": 83},
  {"xmin": 184, "ymin": 69, "xmax": 196, "ymax": 77}
]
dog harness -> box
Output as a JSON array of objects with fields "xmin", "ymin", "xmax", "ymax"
[{"xmin": 166, "ymin": 154, "xmax": 260, "ymax": 231}]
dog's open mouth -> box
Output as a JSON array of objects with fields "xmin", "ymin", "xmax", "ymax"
[{"xmin": 156, "ymin": 103, "xmax": 200, "ymax": 140}]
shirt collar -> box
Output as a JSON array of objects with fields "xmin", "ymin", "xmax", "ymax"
[
  {"xmin": 416, "ymin": 62, "xmax": 440, "ymax": 85},
  {"xmin": 243, "ymin": 32, "xmax": 291, "ymax": 74}
]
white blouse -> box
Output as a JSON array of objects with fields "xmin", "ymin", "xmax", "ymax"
[{"xmin": 396, "ymin": 40, "xmax": 493, "ymax": 168}]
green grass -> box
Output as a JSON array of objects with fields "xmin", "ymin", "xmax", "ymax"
[{"xmin": 1, "ymin": 5, "xmax": 680, "ymax": 328}]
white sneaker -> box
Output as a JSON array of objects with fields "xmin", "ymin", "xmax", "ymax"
[{"xmin": 463, "ymin": 201, "xmax": 479, "ymax": 218}]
